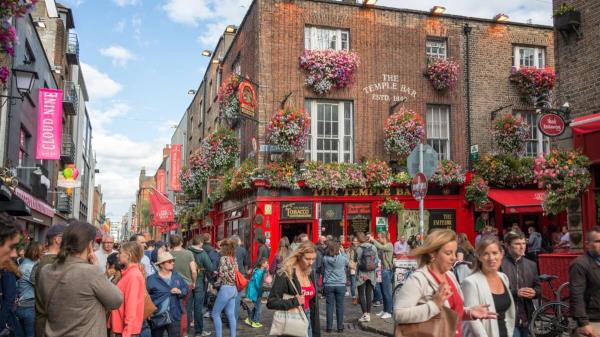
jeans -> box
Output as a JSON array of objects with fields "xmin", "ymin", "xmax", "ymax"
[
  {"xmin": 250, "ymin": 300, "xmax": 262, "ymax": 323},
  {"xmin": 150, "ymin": 320, "xmax": 180, "ymax": 337},
  {"xmin": 305, "ymin": 308, "xmax": 312, "ymax": 337},
  {"xmin": 16, "ymin": 305, "xmax": 35, "ymax": 337},
  {"xmin": 141, "ymin": 320, "xmax": 151, "ymax": 337},
  {"xmin": 514, "ymin": 326, "xmax": 529, "ymax": 337},
  {"xmin": 234, "ymin": 290, "xmax": 243, "ymax": 320},
  {"xmin": 212, "ymin": 285, "xmax": 237, "ymax": 337},
  {"xmin": 193, "ymin": 280, "xmax": 207, "ymax": 334},
  {"xmin": 183, "ymin": 284, "xmax": 194, "ymax": 336},
  {"xmin": 373, "ymin": 281, "xmax": 382, "ymax": 303},
  {"xmin": 381, "ymin": 269, "xmax": 393, "ymax": 314},
  {"xmin": 358, "ymin": 280, "xmax": 374, "ymax": 314},
  {"xmin": 349, "ymin": 274, "xmax": 357, "ymax": 298},
  {"xmin": 324, "ymin": 285, "xmax": 345, "ymax": 330}
]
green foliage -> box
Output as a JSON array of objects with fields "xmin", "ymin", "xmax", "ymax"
[{"xmin": 553, "ymin": 3, "xmax": 576, "ymax": 17}]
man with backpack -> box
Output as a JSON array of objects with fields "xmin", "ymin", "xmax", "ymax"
[
  {"xmin": 355, "ymin": 232, "xmax": 379, "ymax": 322},
  {"xmin": 189, "ymin": 235, "xmax": 215, "ymax": 337}
]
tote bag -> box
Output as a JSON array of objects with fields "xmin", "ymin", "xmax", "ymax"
[{"xmin": 269, "ymin": 277, "xmax": 309, "ymax": 337}]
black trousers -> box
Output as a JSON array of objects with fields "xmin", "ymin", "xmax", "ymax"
[
  {"xmin": 150, "ymin": 321, "xmax": 181, "ymax": 337},
  {"xmin": 357, "ymin": 280, "xmax": 374, "ymax": 314}
]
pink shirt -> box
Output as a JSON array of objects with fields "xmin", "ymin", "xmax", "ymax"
[
  {"xmin": 301, "ymin": 284, "xmax": 315, "ymax": 310},
  {"xmin": 110, "ymin": 264, "xmax": 145, "ymax": 337}
]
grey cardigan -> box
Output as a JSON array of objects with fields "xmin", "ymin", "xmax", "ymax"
[{"xmin": 461, "ymin": 271, "xmax": 515, "ymax": 337}]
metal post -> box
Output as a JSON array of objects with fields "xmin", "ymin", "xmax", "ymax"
[{"xmin": 419, "ymin": 143, "xmax": 424, "ymax": 240}]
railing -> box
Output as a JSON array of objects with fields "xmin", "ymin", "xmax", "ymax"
[
  {"xmin": 61, "ymin": 133, "xmax": 75, "ymax": 164},
  {"xmin": 56, "ymin": 192, "xmax": 72, "ymax": 214},
  {"xmin": 66, "ymin": 32, "xmax": 79, "ymax": 64},
  {"xmin": 62, "ymin": 81, "xmax": 78, "ymax": 115}
]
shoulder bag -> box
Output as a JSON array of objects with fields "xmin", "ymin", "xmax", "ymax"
[
  {"xmin": 269, "ymin": 275, "xmax": 309, "ymax": 337},
  {"xmin": 232, "ymin": 257, "xmax": 248, "ymax": 291},
  {"xmin": 394, "ymin": 272, "xmax": 459, "ymax": 337}
]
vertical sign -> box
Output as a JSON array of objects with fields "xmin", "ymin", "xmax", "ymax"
[
  {"xmin": 170, "ymin": 144, "xmax": 182, "ymax": 191},
  {"xmin": 156, "ymin": 169, "xmax": 166, "ymax": 194},
  {"xmin": 36, "ymin": 89, "xmax": 63, "ymax": 160}
]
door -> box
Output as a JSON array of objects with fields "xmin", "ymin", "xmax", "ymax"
[{"xmin": 280, "ymin": 222, "xmax": 310, "ymax": 244}]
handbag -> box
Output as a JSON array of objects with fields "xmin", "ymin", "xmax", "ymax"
[
  {"xmin": 394, "ymin": 273, "xmax": 459, "ymax": 337},
  {"xmin": 148, "ymin": 311, "xmax": 172, "ymax": 329},
  {"xmin": 143, "ymin": 290, "xmax": 157, "ymax": 320},
  {"xmin": 269, "ymin": 276, "xmax": 309, "ymax": 337},
  {"xmin": 232, "ymin": 257, "xmax": 248, "ymax": 291}
]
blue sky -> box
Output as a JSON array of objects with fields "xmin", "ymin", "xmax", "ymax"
[{"xmin": 59, "ymin": 0, "xmax": 551, "ymax": 221}]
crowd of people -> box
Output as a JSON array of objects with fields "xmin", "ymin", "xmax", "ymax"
[{"xmin": 0, "ymin": 208, "xmax": 599, "ymax": 337}]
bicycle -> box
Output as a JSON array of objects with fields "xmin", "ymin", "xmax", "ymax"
[{"xmin": 529, "ymin": 274, "xmax": 572, "ymax": 337}]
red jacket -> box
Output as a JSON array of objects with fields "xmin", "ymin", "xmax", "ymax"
[{"xmin": 110, "ymin": 263, "xmax": 145, "ymax": 337}]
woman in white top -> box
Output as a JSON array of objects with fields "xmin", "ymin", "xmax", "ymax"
[{"xmin": 462, "ymin": 236, "xmax": 515, "ymax": 337}]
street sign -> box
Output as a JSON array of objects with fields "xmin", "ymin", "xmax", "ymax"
[
  {"xmin": 470, "ymin": 144, "xmax": 479, "ymax": 162},
  {"xmin": 538, "ymin": 113, "xmax": 566, "ymax": 137},
  {"xmin": 376, "ymin": 217, "xmax": 388, "ymax": 233},
  {"xmin": 411, "ymin": 172, "xmax": 428, "ymax": 201},
  {"xmin": 407, "ymin": 144, "xmax": 438, "ymax": 179}
]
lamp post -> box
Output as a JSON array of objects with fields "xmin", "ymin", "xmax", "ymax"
[{"xmin": 0, "ymin": 67, "xmax": 38, "ymax": 102}]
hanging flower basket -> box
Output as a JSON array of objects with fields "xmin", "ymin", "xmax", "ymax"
[
  {"xmin": 217, "ymin": 74, "xmax": 242, "ymax": 123},
  {"xmin": 363, "ymin": 159, "xmax": 392, "ymax": 188},
  {"xmin": 430, "ymin": 160, "xmax": 466, "ymax": 186},
  {"xmin": 378, "ymin": 198, "xmax": 404, "ymax": 216},
  {"xmin": 509, "ymin": 67, "xmax": 555, "ymax": 106},
  {"xmin": 492, "ymin": 114, "xmax": 529, "ymax": 155},
  {"xmin": 180, "ymin": 167, "xmax": 208, "ymax": 197},
  {"xmin": 425, "ymin": 58, "xmax": 459, "ymax": 91},
  {"xmin": 267, "ymin": 108, "xmax": 311, "ymax": 153},
  {"xmin": 298, "ymin": 49, "xmax": 360, "ymax": 95},
  {"xmin": 465, "ymin": 176, "xmax": 490, "ymax": 208},
  {"xmin": 229, "ymin": 159, "xmax": 256, "ymax": 191},
  {"xmin": 533, "ymin": 149, "xmax": 591, "ymax": 215},
  {"xmin": 474, "ymin": 154, "xmax": 535, "ymax": 188},
  {"xmin": 384, "ymin": 108, "xmax": 425, "ymax": 159}
]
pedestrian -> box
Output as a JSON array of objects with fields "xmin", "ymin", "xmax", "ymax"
[
  {"xmin": 347, "ymin": 236, "xmax": 359, "ymax": 305},
  {"xmin": 244, "ymin": 257, "xmax": 268, "ymax": 328},
  {"xmin": 0, "ymin": 214, "xmax": 20, "ymax": 265},
  {"xmin": 16, "ymin": 241, "xmax": 42, "ymax": 337},
  {"xmin": 267, "ymin": 240, "xmax": 320, "ymax": 337},
  {"xmin": 569, "ymin": 226, "xmax": 600, "ymax": 337},
  {"xmin": 371, "ymin": 232, "xmax": 393, "ymax": 319},
  {"xmin": 230, "ymin": 235, "xmax": 249, "ymax": 321},
  {"xmin": 355, "ymin": 232, "xmax": 378, "ymax": 322},
  {"xmin": 38, "ymin": 221, "xmax": 123, "ymax": 337},
  {"xmin": 255, "ymin": 236, "xmax": 270, "ymax": 268},
  {"xmin": 315, "ymin": 236, "xmax": 327, "ymax": 295},
  {"xmin": 290, "ymin": 235, "xmax": 300, "ymax": 252},
  {"xmin": 394, "ymin": 229, "xmax": 497, "ymax": 337},
  {"xmin": 555, "ymin": 226, "xmax": 570, "ymax": 250},
  {"xmin": 463, "ymin": 236, "xmax": 515, "ymax": 337},
  {"xmin": 169, "ymin": 234, "xmax": 197, "ymax": 337},
  {"xmin": 0, "ymin": 251, "xmax": 20, "ymax": 336},
  {"xmin": 106, "ymin": 252, "xmax": 122, "ymax": 284},
  {"xmin": 110, "ymin": 242, "xmax": 146, "ymax": 337},
  {"xmin": 269, "ymin": 237, "xmax": 291, "ymax": 276},
  {"xmin": 146, "ymin": 251, "xmax": 188, "ymax": 337},
  {"xmin": 188, "ymin": 236, "xmax": 214, "ymax": 337},
  {"xmin": 393, "ymin": 235, "xmax": 410, "ymax": 256},
  {"xmin": 201, "ymin": 234, "xmax": 220, "ymax": 276},
  {"xmin": 130, "ymin": 234, "xmax": 155, "ymax": 277},
  {"xmin": 501, "ymin": 231, "xmax": 540, "ymax": 337},
  {"xmin": 145, "ymin": 240, "xmax": 156, "ymax": 259},
  {"xmin": 211, "ymin": 239, "xmax": 238, "ymax": 337},
  {"xmin": 322, "ymin": 240, "xmax": 348, "ymax": 333},
  {"xmin": 32, "ymin": 223, "xmax": 65, "ymax": 337},
  {"xmin": 95, "ymin": 235, "xmax": 117, "ymax": 273},
  {"xmin": 17, "ymin": 246, "xmax": 25, "ymax": 265},
  {"xmin": 526, "ymin": 227, "xmax": 542, "ymax": 262}
]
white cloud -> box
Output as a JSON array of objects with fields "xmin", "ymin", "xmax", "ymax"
[
  {"xmin": 114, "ymin": 20, "xmax": 126, "ymax": 33},
  {"xmin": 81, "ymin": 62, "xmax": 123, "ymax": 100},
  {"xmin": 162, "ymin": 0, "xmax": 213, "ymax": 26},
  {"xmin": 88, "ymin": 102, "xmax": 131, "ymax": 132},
  {"xmin": 113, "ymin": 0, "xmax": 139, "ymax": 6},
  {"xmin": 100, "ymin": 45, "xmax": 136, "ymax": 67},
  {"xmin": 197, "ymin": 23, "xmax": 227, "ymax": 46}
]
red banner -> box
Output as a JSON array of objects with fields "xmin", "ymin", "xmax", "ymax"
[
  {"xmin": 170, "ymin": 144, "xmax": 182, "ymax": 191},
  {"xmin": 36, "ymin": 88, "xmax": 63, "ymax": 160},
  {"xmin": 149, "ymin": 189, "xmax": 174, "ymax": 225},
  {"xmin": 156, "ymin": 169, "xmax": 166, "ymax": 194}
]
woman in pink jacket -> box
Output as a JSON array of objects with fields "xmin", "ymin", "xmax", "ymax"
[{"xmin": 110, "ymin": 242, "xmax": 146, "ymax": 337}]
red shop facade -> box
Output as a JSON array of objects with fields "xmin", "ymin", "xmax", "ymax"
[{"xmin": 201, "ymin": 185, "xmax": 474, "ymax": 264}]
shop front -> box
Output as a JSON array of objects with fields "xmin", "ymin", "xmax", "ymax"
[{"xmin": 13, "ymin": 187, "xmax": 55, "ymax": 241}]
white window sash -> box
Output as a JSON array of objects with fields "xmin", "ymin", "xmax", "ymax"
[
  {"xmin": 305, "ymin": 26, "xmax": 349, "ymax": 51},
  {"xmin": 513, "ymin": 46, "xmax": 545, "ymax": 69},
  {"xmin": 426, "ymin": 105, "xmax": 450, "ymax": 160},
  {"xmin": 308, "ymin": 100, "xmax": 352, "ymax": 163}
]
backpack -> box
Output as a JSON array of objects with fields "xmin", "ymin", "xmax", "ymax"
[{"xmin": 358, "ymin": 245, "xmax": 377, "ymax": 272}]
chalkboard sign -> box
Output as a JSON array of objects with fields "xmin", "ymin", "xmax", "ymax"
[
  {"xmin": 348, "ymin": 214, "xmax": 370, "ymax": 235},
  {"xmin": 321, "ymin": 204, "xmax": 343, "ymax": 220}
]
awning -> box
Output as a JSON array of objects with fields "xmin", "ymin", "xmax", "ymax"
[
  {"xmin": 0, "ymin": 196, "xmax": 32, "ymax": 216},
  {"xmin": 488, "ymin": 189, "xmax": 545, "ymax": 214},
  {"xmin": 571, "ymin": 112, "xmax": 600, "ymax": 135}
]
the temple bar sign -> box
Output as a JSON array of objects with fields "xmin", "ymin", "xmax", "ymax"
[
  {"xmin": 362, "ymin": 74, "xmax": 417, "ymax": 102},
  {"xmin": 281, "ymin": 202, "xmax": 313, "ymax": 220}
]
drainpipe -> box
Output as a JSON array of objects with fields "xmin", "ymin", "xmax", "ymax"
[{"xmin": 463, "ymin": 23, "xmax": 473, "ymax": 170}]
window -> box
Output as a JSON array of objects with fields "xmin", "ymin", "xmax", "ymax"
[
  {"xmin": 24, "ymin": 40, "xmax": 36, "ymax": 64},
  {"xmin": 19, "ymin": 127, "xmax": 32, "ymax": 167},
  {"xmin": 426, "ymin": 39, "xmax": 447, "ymax": 60},
  {"xmin": 426, "ymin": 105, "xmax": 450, "ymax": 160},
  {"xmin": 208, "ymin": 81, "xmax": 213, "ymax": 104},
  {"xmin": 232, "ymin": 55, "xmax": 241, "ymax": 75},
  {"xmin": 304, "ymin": 100, "xmax": 353, "ymax": 163},
  {"xmin": 516, "ymin": 111, "xmax": 549, "ymax": 157},
  {"xmin": 304, "ymin": 26, "xmax": 349, "ymax": 51},
  {"xmin": 513, "ymin": 46, "xmax": 545, "ymax": 68}
]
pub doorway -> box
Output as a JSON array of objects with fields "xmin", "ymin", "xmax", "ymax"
[{"xmin": 281, "ymin": 222, "xmax": 310, "ymax": 244}]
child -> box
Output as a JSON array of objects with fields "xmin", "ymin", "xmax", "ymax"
[{"xmin": 244, "ymin": 257, "xmax": 268, "ymax": 328}]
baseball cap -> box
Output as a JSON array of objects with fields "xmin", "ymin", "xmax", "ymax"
[{"xmin": 46, "ymin": 223, "xmax": 67, "ymax": 239}]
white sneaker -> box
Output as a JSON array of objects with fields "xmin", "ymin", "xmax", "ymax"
[
  {"xmin": 381, "ymin": 313, "xmax": 392, "ymax": 319},
  {"xmin": 203, "ymin": 312, "xmax": 211, "ymax": 318},
  {"xmin": 376, "ymin": 311, "xmax": 385, "ymax": 317},
  {"xmin": 358, "ymin": 313, "xmax": 371, "ymax": 322},
  {"xmin": 200, "ymin": 331, "xmax": 212, "ymax": 337}
]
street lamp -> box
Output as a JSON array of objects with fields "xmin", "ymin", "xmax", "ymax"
[
  {"xmin": 225, "ymin": 25, "xmax": 237, "ymax": 33},
  {"xmin": 201, "ymin": 50, "xmax": 212, "ymax": 57},
  {"xmin": 188, "ymin": 89, "xmax": 197, "ymax": 95},
  {"xmin": 0, "ymin": 67, "xmax": 38, "ymax": 101},
  {"xmin": 362, "ymin": 0, "xmax": 377, "ymax": 6},
  {"xmin": 16, "ymin": 166, "xmax": 43, "ymax": 175},
  {"xmin": 430, "ymin": 6, "xmax": 446, "ymax": 15},
  {"xmin": 494, "ymin": 13, "xmax": 509, "ymax": 22}
]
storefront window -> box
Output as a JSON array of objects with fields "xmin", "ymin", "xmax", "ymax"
[{"xmin": 320, "ymin": 204, "xmax": 344, "ymax": 241}]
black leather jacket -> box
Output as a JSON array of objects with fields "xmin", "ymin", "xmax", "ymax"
[{"xmin": 501, "ymin": 254, "xmax": 541, "ymax": 327}]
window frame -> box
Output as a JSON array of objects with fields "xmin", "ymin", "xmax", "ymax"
[
  {"xmin": 425, "ymin": 37, "xmax": 448, "ymax": 60},
  {"xmin": 515, "ymin": 110, "xmax": 549, "ymax": 157},
  {"xmin": 304, "ymin": 99, "xmax": 354, "ymax": 163},
  {"xmin": 513, "ymin": 45, "xmax": 546, "ymax": 69},
  {"xmin": 304, "ymin": 25, "xmax": 350, "ymax": 51},
  {"xmin": 426, "ymin": 104, "xmax": 451, "ymax": 161}
]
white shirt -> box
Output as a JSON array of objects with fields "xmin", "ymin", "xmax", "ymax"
[
  {"xmin": 394, "ymin": 241, "xmax": 410, "ymax": 255},
  {"xmin": 94, "ymin": 249, "xmax": 116, "ymax": 273},
  {"xmin": 141, "ymin": 254, "xmax": 155, "ymax": 276}
]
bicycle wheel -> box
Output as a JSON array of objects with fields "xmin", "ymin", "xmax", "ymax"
[{"xmin": 529, "ymin": 301, "xmax": 572, "ymax": 337}]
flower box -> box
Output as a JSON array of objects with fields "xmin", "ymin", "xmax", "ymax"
[{"xmin": 555, "ymin": 10, "xmax": 581, "ymax": 31}]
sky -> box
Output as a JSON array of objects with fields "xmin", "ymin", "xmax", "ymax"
[{"xmin": 60, "ymin": 0, "xmax": 552, "ymax": 221}]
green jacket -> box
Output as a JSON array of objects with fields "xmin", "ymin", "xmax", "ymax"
[
  {"xmin": 33, "ymin": 254, "xmax": 57, "ymax": 337},
  {"xmin": 188, "ymin": 246, "xmax": 214, "ymax": 285},
  {"xmin": 372, "ymin": 241, "xmax": 394, "ymax": 270}
]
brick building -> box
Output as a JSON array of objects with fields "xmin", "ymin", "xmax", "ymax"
[{"xmin": 182, "ymin": 0, "xmax": 555, "ymax": 254}]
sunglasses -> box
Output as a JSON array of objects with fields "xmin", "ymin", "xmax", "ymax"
[{"xmin": 164, "ymin": 260, "xmax": 175, "ymax": 264}]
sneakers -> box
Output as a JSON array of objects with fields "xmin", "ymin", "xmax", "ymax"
[
  {"xmin": 251, "ymin": 321, "xmax": 263, "ymax": 328},
  {"xmin": 380, "ymin": 313, "xmax": 392, "ymax": 319},
  {"xmin": 352, "ymin": 298, "xmax": 358, "ymax": 305},
  {"xmin": 358, "ymin": 313, "xmax": 371, "ymax": 322},
  {"xmin": 244, "ymin": 318, "xmax": 253, "ymax": 327},
  {"xmin": 376, "ymin": 311, "xmax": 385, "ymax": 317},
  {"xmin": 196, "ymin": 332, "xmax": 212, "ymax": 337},
  {"xmin": 203, "ymin": 312, "xmax": 211, "ymax": 318}
]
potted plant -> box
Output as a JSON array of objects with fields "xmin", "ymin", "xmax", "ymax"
[
  {"xmin": 553, "ymin": 3, "xmax": 581, "ymax": 31},
  {"xmin": 363, "ymin": 159, "xmax": 392, "ymax": 188},
  {"xmin": 430, "ymin": 160, "xmax": 466, "ymax": 188},
  {"xmin": 509, "ymin": 67, "xmax": 556, "ymax": 106},
  {"xmin": 465, "ymin": 176, "xmax": 490, "ymax": 208},
  {"xmin": 378, "ymin": 198, "xmax": 404, "ymax": 216},
  {"xmin": 425, "ymin": 58, "xmax": 459, "ymax": 91},
  {"xmin": 492, "ymin": 114, "xmax": 529, "ymax": 155},
  {"xmin": 267, "ymin": 108, "xmax": 311, "ymax": 153},
  {"xmin": 298, "ymin": 49, "xmax": 360, "ymax": 95},
  {"xmin": 384, "ymin": 108, "xmax": 425, "ymax": 159},
  {"xmin": 217, "ymin": 74, "xmax": 242, "ymax": 124},
  {"xmin": 201, "ymin": 128, "xmax": 239, "ymax": 175}
]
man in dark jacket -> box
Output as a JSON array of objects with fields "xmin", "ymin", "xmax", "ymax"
[
  {"xmin": 189, "ymin": 236, "xmax": 215, "ymax": 337},
  {"xmin": 230, "ymin": 234, "xmax": 250, "ymax": 320},
  {"xmin": 570, "ymin": 226, "xmax": 600, "ymax": 337},
  {"xmin": 256, "ymin": 236, "xmax": 270, "ymax": 268},
  {"xmin": 501, "ymin": 231, "xmax": 540, "ymax": 337}
]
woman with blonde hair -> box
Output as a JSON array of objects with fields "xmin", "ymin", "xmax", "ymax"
[
  {"xmin": 269, "ymin": 236, "xmax": 291, "ymax": 276},
  {"xmin": 462, "ymin": 236, "xmax": 515, "ymax": 337},
  {"xmin": 267, "ymin": 240, "xmax": 320, "ymax": 337},
  {"xmin": 110, "ymin": 241, "xmax": 146, "ymax": 337},
  {"xmin": 394, "ymin": 229, "xmax": 497, "ymax": 337}
]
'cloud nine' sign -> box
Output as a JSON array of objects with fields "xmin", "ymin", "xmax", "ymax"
[{"xmin": 36, "ymin": 89, "xmax": 63, "ymax": 160}]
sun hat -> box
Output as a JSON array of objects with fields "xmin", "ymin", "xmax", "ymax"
[{"xmin": 155, "ymin": 251, "xmax": 176, "ymax": 266}]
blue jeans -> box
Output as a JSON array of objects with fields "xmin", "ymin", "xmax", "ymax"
[
  {"xmin": 305, "ymin": 308, "xmax": 312, "ymax": 337},
  {"xmin": 514, "ymin": 326, "xmax": 529, "ymax": 337},
  {"xmin": 381, "ymin": 269, "xmax": 393, "ymax": 314},
  {"xmin": 250, "ymin": 300, "xmax": 262, "ymax": 322},
  {"xmin": 324, "ymin": 285, "xmax": 345, "ymax": 330},
  {"xmin": 16, "ymin": 305, "xmax": 35, "ymax": 337},
  {"xmin": 141, "ymin": 320, "xmax": 151, "ymax": 337},
  {"xmin": 185, "ymin": 285, "xmax": 194, "ymax": 335},
  {"xmin": 373, "ymin": 282, "xmax": 382, "ymax": 303},
  {"xmin": 212, "ymin": 285, "xmax": 237, "ymax": 337},
  {"xmin": 350, "ymin": 274, "xmax": 357, "ymax": 298},
  {"xmin": 193, "ymin": 280, "xmax": 207, "ymax": 334},
  {"xmin": 234, "ymin": 290, "xmax": 243, "ymax": 320}
]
